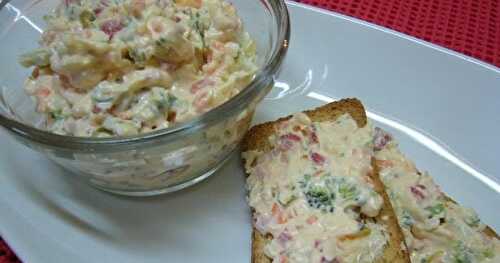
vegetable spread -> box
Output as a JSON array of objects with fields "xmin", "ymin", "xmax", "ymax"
[
  {"xmin": 243, "ymin": 113, "xmax": 388, "ymax": 263},
  {"xmin": 19, "ymin": 0, "xmax": 256, "ymax": 136},
  {"xmin": 373, "ymin": 127, "xmax": 500, "ymax": 263}
]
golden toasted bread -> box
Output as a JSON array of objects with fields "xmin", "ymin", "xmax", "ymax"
[
  {"xmin": 373, "ymin": 131, "xmax": 499, "ymax": 263},
  {"xmin": 242, "ymin": 98, "xmax": 410, "ymax": 263}
]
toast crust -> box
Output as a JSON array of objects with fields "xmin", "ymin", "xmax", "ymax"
[
  {"xmin": 484, "ymin": 226, "xmax": 499, "ymax": 239},
  {"xmin": 242, "ymin": 98, "xmax": 410, "ymax": 263}
]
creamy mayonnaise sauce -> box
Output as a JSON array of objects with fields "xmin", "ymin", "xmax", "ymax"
[
  {"xmin": 244, "ymin": 114, "xmax": 388, "ymax": 263},
  {"xmin": 373, "ymin": 127, "xmax": 500, "ymax": 263}
]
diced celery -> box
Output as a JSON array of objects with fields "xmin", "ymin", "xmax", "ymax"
[{"xmin": 79, "ymin": 10, "xmax": 96, "ymax": 28}]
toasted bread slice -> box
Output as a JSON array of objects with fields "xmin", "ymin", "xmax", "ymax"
[
  {"xmin": 242, "ymin": 99, "xmax": 410, "ymax": 263},
  {"xmin": 373, "ymin": 131, "xmax": 499, "ymax": 262}
]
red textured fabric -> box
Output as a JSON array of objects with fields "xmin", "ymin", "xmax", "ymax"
[
  {"xmin": 0, "ymin": 0, "xmax": 499, "ymax": 262},
  {"xmin": 294, "ymin": 0, "xmax": 500, "ymax": 67},
  {"xmin": 0, "ymin": 238, "xmax": 20, "ymax": 263}
]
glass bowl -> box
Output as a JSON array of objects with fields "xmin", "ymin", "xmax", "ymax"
[{"xmin": 0, "ymin": 0, "xmax": 290, "ymax": 196}]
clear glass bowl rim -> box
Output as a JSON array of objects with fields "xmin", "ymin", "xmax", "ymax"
[{"xmin": 0, "ymin": 0, "xmax": 290, "ymax": 151}]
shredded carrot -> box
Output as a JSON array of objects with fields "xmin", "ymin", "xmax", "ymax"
[
  {"xmin": 175, "ymin": 0, "xmax": 202, "ymax": 8},
  {"xmin": 338, "ymin": 228, "xmax": 371, "ymax": 241},
  {"xmin": 306, "ymin": 215, "xmax": 318, "ymax": 225},
  {"xmin": 272, "ymin": 203, "xmax": 280, "ymax": 216},
  {"xmin": 313, "ymin": 170, "xmax": 323, "ymax": 177},
  {"xmin": 37, "ymin": 87, "xmax": 51, "ymax": 98},
  {"xmin": 375, "ymin": 159, "xmax": 394, "ymax": 168},
  {"xmin": 277, "ymin": 214, "xmax": 287, "ymax": 224},
  {"xmin": 272, "ymin": 203, "xmax": 288, "ymax": 224}
]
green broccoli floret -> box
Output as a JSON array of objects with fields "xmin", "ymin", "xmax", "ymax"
[
  {"xmin": 452, "ymin": 241, "xmax": 473, "ymax": 263},
  {"xmin": 304, "ymin": 186, "xmax": 335, "ymax": 213},
  {"xmin": 338, "ymin": 180, "xmax": 358, "ymax": 200},
  {"xmin": 425, "ymin": 203, "xmax": 445, "ymax": 217}
]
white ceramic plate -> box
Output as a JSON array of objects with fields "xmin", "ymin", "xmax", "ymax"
[{"xmin": 1, "ymin": 2, "xmax": 499, "ymax": 262}]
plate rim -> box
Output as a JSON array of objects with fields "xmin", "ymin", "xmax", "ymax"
[{"xmin": 286, "ymin": 1, "xmax": 500, "ymax": 73}]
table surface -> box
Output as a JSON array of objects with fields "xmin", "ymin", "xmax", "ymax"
[
  {"xmin": 296, "ymin": 0, "xmax": 500, "ymax": 67},
  {"xmin": 1, "ymin": 0, "xmax": 499, "ymax": 262}
]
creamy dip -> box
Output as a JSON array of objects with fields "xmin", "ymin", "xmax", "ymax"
[
  {"xmin": 19, "ymin": 0, "xmax": 256, "ymax": 136},
  {"xmin": 373, "ymin": 127, "xmax": 500, "ymax": 263},
  {"xmin": 244, "ymin": 114, "xmax": 388, "ymax": 263}
]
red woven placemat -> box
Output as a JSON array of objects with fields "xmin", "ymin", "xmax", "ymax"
[
  {"xmin": 0, "ymin": 239, "xmax": 20, "ymax": 263},
  {"xmin": 0, "ymin": 0, "xmax": 499, "ymax": 262},
  {"xmin": 295, "ymin": 0, "xmax": 500, "ymax": 67}
]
